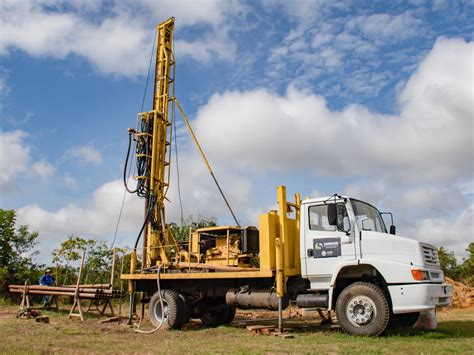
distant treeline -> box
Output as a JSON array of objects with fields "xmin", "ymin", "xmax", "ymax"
[{"xmin": 438, "ymin": 244, "xmax": 473, "ymax": 286}]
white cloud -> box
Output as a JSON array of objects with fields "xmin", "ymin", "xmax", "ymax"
[
  {"xmin": 341, "ymin": 177, "xmax": 471, "ymax": 259},
  {"xmin": 0, "ymin": 130, "xmax": 30, "ymax": 189},
  {"xmin": 16, "ymin": 160, "xmax": 252, "ymax": 260},
  {"xmin": 261, "ymin": 0, "xmax": 325, "ymax": 24},
  {"xmin": 32, "ymin": 160, "xmax": 55, "ymax": 179},
  {"xmin": 0, "ymin": 67, "xmax": 9, "ymax": 101},
  {"xmin": 0, "ymin": 130, "xmax": 56, "ymax": 190},
  {"xmin": 64, "ymin": 173, "xmax": 78, "ymax": 190},
  {"xmin": 412, "ymin": 205, "xmax": 473, "ymax": 258},
  {"xmin": 64, "ymin": 145, "xmax": 103, "ymax": 165},
  {"xmin": 263, "ymin": 7, "xmax": 427, "ymax": 96},
  {"xmin": 0, "ymin": 0, "xmax": 243, "ymax": 76},
  {"xmin": 459, "ymin": 180, "xmax": 474, "ymax": 196},
  {"xmin": 17, "ymin": 179, "xmax": 143, "ymax": 248},
  {"xmin": 185, "ymin": 37, "xmax": 472, "ymax": 258},
  {"xmin": 347, "ymin": 12, "xmax": 425, "ymax": 42},
  {"xmin": 175, "ymin": 28, "xmax": 237, "ymax": 63},
  {"xmin": 193, "ymin": 38, "xmax": 473, "ymax": 183},
  {"xmin": 135, "ymin": 0, "xmax": 231, "ymax": 27}
]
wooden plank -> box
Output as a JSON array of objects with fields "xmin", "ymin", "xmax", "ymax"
[
  {"xmin": 99, "ymin": 317, "xmax": 120, "ymax": 323},
  {"xmin": 246, "ymin": 325, "xmax": 276, "ymax": 331},
  {"xmin": 69, "ymin": 252, "xmax": 85, "ymax": 321},
  {"xmin": 275, "ymin": 333, "xmax": 294, "ymax": 339}
]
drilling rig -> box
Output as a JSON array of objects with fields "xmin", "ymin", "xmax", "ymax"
[
  {"xmin": 121, "ymin": 18, "xmax": 452, "ymax": 336},
  {"xmin": 125, "ymin": 17, "xmax": 178, "ymax": 270}
]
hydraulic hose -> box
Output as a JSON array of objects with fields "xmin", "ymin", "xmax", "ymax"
[
  {"xmin": 134, "ymin": 264, "xmax": 164, "ymax": 334},
  {"xmin": 123, "ymin": 131, "xmax": 141, "ymax": 194},
  {"xmin": 133, "ymin": 195, "xmax": 156, "ymax": 250}
]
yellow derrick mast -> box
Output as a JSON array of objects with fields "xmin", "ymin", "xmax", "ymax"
[
  {"xmin": 130, "ymin": 18, "xmax": 178, "ymax": 269},
  {"xmin": 126, "ymin": 17, "xmax": 240, "ymax": 274}
]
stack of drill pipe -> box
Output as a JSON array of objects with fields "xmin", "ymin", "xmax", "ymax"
[
  {"xmin": 8, "ymin": 285, "xmax": 123, "ymax": 299},
  {"xmin": 62, "ymin": 284, "xmax": 112, "ymax": 289}
]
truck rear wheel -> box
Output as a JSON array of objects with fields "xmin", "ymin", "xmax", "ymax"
[
  {"xmin": 149, "ymin": 289, "xmax": 184, "ymax": 329},
  {"xmin": 200, "ymin": 306, "xmax": 235, "ymax": 327},
  {"xmin": 335, "ymin": 282, "xmax": 389, "ymax": 336},
  {"xmin": 222, "ymin": 306, "xmax": 236, "ymax": 324},
  {"xmin": 179, "ymin": 294, "xmax": 192, "ymax": 325}
]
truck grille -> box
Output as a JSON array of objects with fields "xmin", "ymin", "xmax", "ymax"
[{"xmin": 421, "ymin": 244, "xmax": 440, "ymax": 266}]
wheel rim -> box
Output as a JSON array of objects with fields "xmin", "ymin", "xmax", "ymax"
[
  {"xmin": 345, "ymin": 295, "xmax": 377, "ymax": 327},
  {"xmin": 152, "ymin": 299, "xmax": 169, "ymax": 324}
]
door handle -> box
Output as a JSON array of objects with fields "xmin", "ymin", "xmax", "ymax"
[{"xmin": 307, "ymin": 249, "xmax": 314, "ymax": 257}]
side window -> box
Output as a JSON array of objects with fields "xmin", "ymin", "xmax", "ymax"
[
  {"xmin": 309, "ymin": 205, "xmax": 335, "ymax": 231},
  {"xmin": 309, "ymin": 203, "xmax": 350, "ymax": 232},
  {"xmin": 309, "ymin": 204, "xmax": 349, "ymax": 232}
]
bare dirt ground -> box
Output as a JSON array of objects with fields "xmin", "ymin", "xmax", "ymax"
[{"xmin": 1, "ymin": 304, "xmax": 473, "ymax": 354}]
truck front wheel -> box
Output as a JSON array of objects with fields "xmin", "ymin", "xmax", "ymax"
[{"xmin": 335, "ymin": 282, "xmax": 390, "ymax": 336}]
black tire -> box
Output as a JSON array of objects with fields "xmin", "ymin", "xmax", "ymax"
[
  {"xmin": 389, "ymin": 312, "xmax": 420, "ymax": 328},
  {"xmin": 222, "ymin": 306, "xmax": 236, "ymax": 324},
  {"xmin": 335, "ymin": 282, "xmax": 390, "ymax": 336},
  {"xmin": 148, "ymin": 289, "xmax": 184, "ymax": 329},
  {"xmin": 179, "ymin": 294, "xmax": 192, "ymax": 325},
  {"xmin": 200, "ymin": 306, "xmax": 235, "ymax": 327}
]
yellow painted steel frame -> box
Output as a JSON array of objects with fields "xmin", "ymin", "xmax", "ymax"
[
  {"xmin": 140, "ymin": 17, "xmax": 178, "ymax": 268},
  {"xmin": 123, "ymin": 186, "xmax": 301, "ymax": 290},
  {"xmin": 258, "ymin": 186, "xmax": 301, "ymax": 297}
]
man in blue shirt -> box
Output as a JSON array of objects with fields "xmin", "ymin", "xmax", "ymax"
[{"xmin": 39, "ymin": 269, "xmax": 55, "ymax": 306}]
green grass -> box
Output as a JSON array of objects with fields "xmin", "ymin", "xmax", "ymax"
[{"xmin": 0, "ymin": 306, "xmax": 472, "ymax": 354}]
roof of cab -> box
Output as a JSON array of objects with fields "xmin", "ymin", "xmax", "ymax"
[{"xmin": 301, "ymin": 195, "xmax": 349, "ymax": 205}]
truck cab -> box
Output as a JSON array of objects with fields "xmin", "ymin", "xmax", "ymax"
[{"xmin": 299, "ymin": 195, "xmax": 452, "ymax": 335}]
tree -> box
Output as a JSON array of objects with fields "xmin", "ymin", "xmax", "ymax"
[
  {"xmin": 459, "ymin": 243, "xmax": 474, "ymax": 286},
  {"xmin": 438, "ymin": 246, "xmax": 460, "ymax": 280},
  {"xmin": 169, "ymin": 215, "xmax": 217, "ymax": 243},
  {"xmin": 52, "ymin": 236, "xmax": 115, "ymax": 286},
  {"xmin": 0, "ymin": 209, "xmax": 42, "ymax": 297},
  {"xmin": 51, "ymin": 235, "xmax": 90, "ymax": 285}
]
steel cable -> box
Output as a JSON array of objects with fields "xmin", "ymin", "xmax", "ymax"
[{"xmin": 111, "ymin": 30, "xmax": 157, "ymax": 249}]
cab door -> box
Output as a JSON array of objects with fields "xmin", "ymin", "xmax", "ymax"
[{"xmin": 303, "ymin": 201, "xmax": 357, "ymax": 286}]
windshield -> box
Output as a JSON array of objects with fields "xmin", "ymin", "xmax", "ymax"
[{"xmin": 351, "ymin": 199, "xmax": 386, "ymax": 233}]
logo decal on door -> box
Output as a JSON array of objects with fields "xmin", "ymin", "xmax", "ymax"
[{"xmin": 313, "ymin": 238, "xmax": 341, "ymax": 258}]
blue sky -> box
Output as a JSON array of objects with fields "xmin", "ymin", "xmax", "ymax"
[{"xmin": 0, "ymin": 0, "xmax": 473, "ymax": 263}]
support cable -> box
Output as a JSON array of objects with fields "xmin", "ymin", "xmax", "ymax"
[
  {"xmin": 172, "ymin": 102, "xmax": 184, "ymax": 226},
  {"xmin": 171, "ymin": 43, "xmax": 184, "ymax": 226},
  {"xmin": 174, "ymin": 98, "xmax": 240, "ymax": 227},
  {"xmin": 111, "ymin": 30, "xmax": 157, "ymax": 249}
]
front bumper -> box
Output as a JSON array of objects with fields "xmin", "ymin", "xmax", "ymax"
[{"xmin": 388, "ymin": 283, "xmax": 453, "ymax": 314}]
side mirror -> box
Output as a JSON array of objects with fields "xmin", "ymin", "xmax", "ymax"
[
  {"xmin": 327, "ymin": 204, "xmax": 337, "ymax": 226},
  {"xmin": 390, "ymin": 225, "xmax": 396, "ymax": 235}
]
